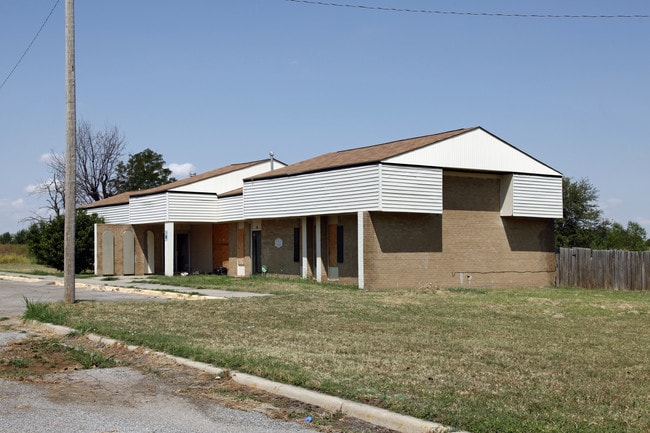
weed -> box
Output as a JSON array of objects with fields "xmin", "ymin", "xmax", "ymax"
[
  {"xmin": 8, "ymin": 358, "xmax": 29, "ymax": 368},
  {"xmin": 0, "ymin": 253, "xmax": 31, "ymax": 264},
  {"xmin": 22, "ymin": 297, "xmax": 69, "ymax": 324},
  {"xmin": 71, "ymin": 348, "xmax": 116, "ymax": 369},
  {"xmin": 446, "ymin": 286, "xmax": 488, "ymax": 294}
]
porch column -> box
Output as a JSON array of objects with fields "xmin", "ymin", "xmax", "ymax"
[
  {"xmin": 315, "ymin": 216, "xmax": 322, "ymax": 282},
  {"xmin": 328, "ymin": 216, "xmax": 339, "ymax": 280},
  {"xmin": 93, "ymin": 223, "xmax": 98, "ymax": 276},
  {"xmin": 357, "ymin": 211, "xmax": 364, "ymax": 289},
  {"xmin": 301, "ymin": 217, "xmax": 308, "ymax": 279},
  {"xmin": 164, "ymin": 222, "xmax": 174, "ymax": 276},
  {"xmin": 237, "ymin": 222, "xmax": 246, "ymax": 276}
]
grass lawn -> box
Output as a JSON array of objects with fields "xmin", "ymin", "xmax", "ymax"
[{"xmin": 23, "ymin": 275, "xmax": 650, "ymax": 433}]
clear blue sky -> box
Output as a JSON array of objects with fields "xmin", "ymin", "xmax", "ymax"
[{"xmin": 1, "ymin": 1, "xmax": 649, "ymax": 235}]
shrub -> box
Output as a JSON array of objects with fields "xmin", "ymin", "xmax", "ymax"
[{"xmin": 25, "ymin": 211, "xmax": 104, "ymax": 273}]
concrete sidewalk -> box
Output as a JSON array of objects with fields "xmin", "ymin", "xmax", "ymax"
[
  {"xmin": 70, "ymin": 274, "xmax": 270, "ymax": 299},
  {"xmin": 0, "ymin": 272, "xmax": 268, "ymax": 301}
]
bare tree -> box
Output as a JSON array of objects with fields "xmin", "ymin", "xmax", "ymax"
[
  {"xmin": 46, "ymin": 120, "xmax": 127, "ymax": 207},
  {"xmin": 30, "ymin": 174, "xmax": 65, "ymax": 217}
]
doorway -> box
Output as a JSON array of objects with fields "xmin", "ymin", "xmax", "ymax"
[
  {"xmin": 175, "ymin": 233, "xmax": 190, "ymax": 274},
  {"xmin": 251, "ymin": 230, "xmax": 262, "ymax": 274}
]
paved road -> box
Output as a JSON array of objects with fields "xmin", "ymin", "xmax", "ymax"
[
  {"xmin": 0, "ymin": 276, "xmax": 165, "ymax": 319},
  {"xmin": 0, "ymin": 276, "xmax": 317, "ymax": 433}
]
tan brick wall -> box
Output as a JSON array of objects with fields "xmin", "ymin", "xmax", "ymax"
[
  {"xmin": 96, "ymin": 224, "xmax": 131, "ymax": 276},
  {"xmin": 249, "ymin": 216, "xmax": 358, "ymax": 281},
  {"xmin": 363, "ymin": 174, "xmax": 556, "ymax": 289},
  {"xmin": 136, "ymin": 225, "xmax": 164, "ymax": 274},
  {"xmin": 97, "ymin": 224, "xmax": 165, "ymax": 276},
  {"xmin": 259, "ymin": 218, "xmax": 302, "ymax": 275},
  {"xmin": 334, "ymin": 214, "xmax": 359, "ymax": 279}
]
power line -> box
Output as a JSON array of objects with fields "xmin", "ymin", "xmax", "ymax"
[
  {"xmin": 285, "ymin": 0, "xmax": 650, "ymax": 19},
  {"xmin": 0, "ymin": 0, "xmax": 61, "ymax": 93}
]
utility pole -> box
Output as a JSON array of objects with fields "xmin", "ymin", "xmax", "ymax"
[{"xmin": 64, "ymin": 0, "xmax": 76, "ymax": 303}]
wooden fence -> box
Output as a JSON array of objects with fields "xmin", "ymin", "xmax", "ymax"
[{"xmin": 556, "ymin": 247, "xmax": 650, "ymax": 290}]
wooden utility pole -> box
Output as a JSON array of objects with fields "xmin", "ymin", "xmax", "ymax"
[{"xmin": 64, "ymin": 0, "xmax": 76, "ymax": 303}]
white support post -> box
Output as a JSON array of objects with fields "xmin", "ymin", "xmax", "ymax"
[
  {"xmin": 301, "ymin": 217, "xmax": 308, "ymax": 279},
  {"xmin": 93, "ymin": 223, "xmax": 98, "ymax": 276},
  {"xmin": 315, "ymin": 216, "xmax": 322, "ymax": 282},
  {"xmin": 164, "ymin": 222, "xmax": 174, "ymax": 276},
  {"xmin": 357, "ymin": 211, "xmax": 364, "ymax": 289}
]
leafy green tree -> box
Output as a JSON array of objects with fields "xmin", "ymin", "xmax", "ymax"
[
  {"xmin": 0, "ymin": 232, "xmax": 11, "ymax": 244},
  {"xmin": 12, "ymin": 229, "xmax": 29, "ymax": 244},
  {"xmin": 555, "ymin": 177, "xmax": 606, "ymax": 248},
  {"xmin": 113, "ymin": 148, "xmax": 176, "ymax": 193},
  {"xmin": 26, "ymin": 210, "xmax": 104, "ymax": 273},
  {"xmin": 592, "ymin": 221, "xmax": 648, "ymax": 251},
  {"xmin": 555, "ymin": 177, "xmax": 648, "ymax": 250}
]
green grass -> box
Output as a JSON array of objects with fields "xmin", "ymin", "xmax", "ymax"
[
  {"xmin": 8, "ymin": 357, "xmax": 30, "ymax": 368},
  {"xmin": 0, "ymin": 262, "xmax": 62, "ymax": 276},
  {"xmin": 22, "ymin": 277, "xmax": 650, "ymax": 433},
  {"xmin": 23, "ymin": 297, "xmax": 70, "ymax": 324}
]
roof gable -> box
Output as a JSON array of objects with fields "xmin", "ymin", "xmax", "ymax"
[
  {"xmin": 386, "ymin": 128, "xmax": 561, "ymax": 176},
  {"xmin": 248, "ymin": 127, "xmax": 477, "ymax": 180},
  {"xmin": 81, "ymin": 159, "xmax": 277, "ymax": 209}
]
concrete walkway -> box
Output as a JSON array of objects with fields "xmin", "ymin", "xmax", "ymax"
[
  {"xmin": 0, "ymin": 272, "xmax": 268, "ymax": 302},
  {"xmin": 74, "ymin": 274, "xmax": 271, "ymax": 299}
]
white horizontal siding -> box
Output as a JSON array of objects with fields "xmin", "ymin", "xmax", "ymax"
[
  {"xmin": 167, "ymin": 193, "xmax": 219, "ymax": 222},
  {"xmin": 512, "ymin": 174, "xmax": 563, "ymax": 218},
  {"xmin": 380, "ymin": 165, "xmax": 443, "ymax": 213},
  {"xmin": 216, "ymin": 195, "xmax": 243, "ymax": 222},
  {"xmin": 86, "ymin": 204, "xmax": 129, "ymax": 224},
  {"xmin": 386, "ymin": 128, "xmax": 561, "ymax": 176},
  {"xmin": 130, "ymin": 195, "xmax": 168, "ymax": 224},
  {"xmin": 243, "ymin": 165, "xmax": 380, "ymax": 219}
]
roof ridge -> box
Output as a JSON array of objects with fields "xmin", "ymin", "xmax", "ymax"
[{"xmin": 333, "ymin": 126, "xmax": 479, "ymax": 154}]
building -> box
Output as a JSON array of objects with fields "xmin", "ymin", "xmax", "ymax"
[{"xmin": 83, "ymin": 127, "xmax": 563, "ymax": 289}]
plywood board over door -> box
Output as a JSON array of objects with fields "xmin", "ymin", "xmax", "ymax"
[{"xmin": 212, "ymin": 224, "xmax": 229, "ymax": 271}]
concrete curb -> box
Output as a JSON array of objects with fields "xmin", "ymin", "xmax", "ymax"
[{"xmin": 38, "ymin": 322, "xmax": 467, "ymax": 433}]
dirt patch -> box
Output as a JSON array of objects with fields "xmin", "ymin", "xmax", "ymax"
[{"xmin": 0, "ymin": 323, "xmax": 397, "ymax": 433}]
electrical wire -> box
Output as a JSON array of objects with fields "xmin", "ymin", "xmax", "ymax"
[
  {"xmin": 0, "ymin": 0, "xmax": 61, "ymax": 93},
  {"xmin": 285, "ymin": 0, "xmax": 650, "ymax": 19}
]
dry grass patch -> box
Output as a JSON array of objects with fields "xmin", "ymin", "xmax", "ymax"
[{"xmin": 27, "ymin": 278, "xmax": 650, "ymax": 433}]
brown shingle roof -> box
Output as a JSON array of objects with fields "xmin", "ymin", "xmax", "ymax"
[
  {"xmin": 247, "ymin": 127, "xmax": 478, "ymax": 180},
  {"xmin": 81, "ymin": 160, "xmax": 268, "ymax": 209}
]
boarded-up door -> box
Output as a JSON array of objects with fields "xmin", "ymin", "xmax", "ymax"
[
  {"xmin": 102, "ymin": 231, "xmax": 114, "ymax": 275},
  {"xmin": 212, "ymin": 224, "xmax": 229, "ymax": 271},
  {"xmin": 145, "ymin": 230, "xmax": 155, "ymax": 274},
  {"xmin": 123, "ymin": 230, "xmax": 135, "ymax": 275}
]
